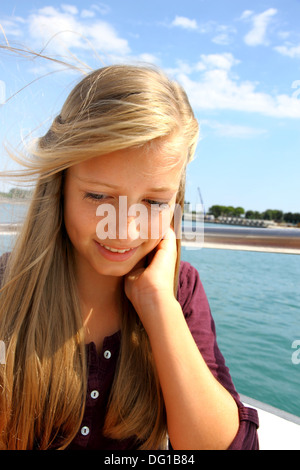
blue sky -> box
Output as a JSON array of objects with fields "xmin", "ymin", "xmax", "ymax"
[{"xmin": 0, "ymin": 0, "xmax": 300, "ymax": 213}]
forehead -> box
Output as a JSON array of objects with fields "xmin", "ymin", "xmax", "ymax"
[{"xmin": 69, "ymin": 140, "xmax": 187, "ymax": 188}]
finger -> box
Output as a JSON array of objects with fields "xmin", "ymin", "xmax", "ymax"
[
  {"xmin": 158, "ymin": 227, "xmax": 177, "ymax": 254},
  {"xmin": 150, "ymin": 229, "xmax": 177, "ymax": 273}
]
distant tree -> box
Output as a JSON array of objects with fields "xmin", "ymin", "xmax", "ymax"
[
  {"xmin": 262, "ymin": 209, "xmax": 274, "ymax": 220},
  {"xmin": 0, "ymin": 191, "xmax": 12, "ymax": 199},
  {"xmin": 209, "ymin": 205, "xmax": 244, "ymax": 218},
  {"xmin": 234, "ymin": 207, "xmax": 245, "ymax": 218},
  {"xmin": 221, "ymin": 206, "xmax": 230, "ymax": 216},
  {"xmin": 261, "ymin": 209, "xmax": 283, "ymax": 221},
  {"xmin": 284, "ymin": 212, "xmax": 293, "ymax": 223},
  {"xmin": 209, "ymin": 205, "xmax": 299, "ymax": 224},
  {"xmin": 245, "ymin": 210, "xmax": 255, "ymax": 219},
  {"xmin": 284, "ymin": 212, "xmax": 300, "ymax": 224},
  {"xmin": 226, "ymin": 206, "xmax": 235, "ymax": 216},
  {"xmin": 272, "ymin": 210, "xmax": 283, "ymax": 222},
  {"xmin": 208, "ymin": 205, "xmax": 224, "ymax": 218},
  {"xmin": 8, "ymin": 187, "xmax": 32, "ymax": 199}
]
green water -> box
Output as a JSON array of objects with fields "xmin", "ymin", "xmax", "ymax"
[{"xmin": 182, "ymin": 246, "xmax": 300, "ymax": 417}]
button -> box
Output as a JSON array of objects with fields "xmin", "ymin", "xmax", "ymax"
[
  {"xmin": 80, "ymin": 426, "xmax": 90, "ymax": 436},
  {"xmin": 103, "ymin": 350, "xmax": 111, "ymax": 359},
  {"xmin": 90, "ymin": 390, "xmax": 99, "ymax": 399}
]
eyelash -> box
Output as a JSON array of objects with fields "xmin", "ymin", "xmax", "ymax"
[
  {"xmin": 83, "ymin": 193, "xmax": 169, "ymax": 207},
  {"xmin": 83, "ymin": 192, "xmax": 107, "ymax": 201},
  {"xmin": 145, "ymin": 199, "xmax": 169, "ymax": 209}
]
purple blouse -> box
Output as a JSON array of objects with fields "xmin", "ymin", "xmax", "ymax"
[{"xmin": 0, "ymin": 254, "xmax": 259, "ymax": 450}]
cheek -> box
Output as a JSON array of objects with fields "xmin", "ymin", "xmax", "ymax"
[{"xmin": 64, "ymin": 197, "xmax": 96, "ymax": 245}]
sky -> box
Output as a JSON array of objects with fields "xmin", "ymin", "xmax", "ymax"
[{"xmin": 0, "ymin": 0, "xmax": 300, "ymax": 213}]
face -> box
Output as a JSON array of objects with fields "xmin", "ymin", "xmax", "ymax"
[{"xmin": 63, "ymin": 141, "xmax": 186, "ymax": 278}]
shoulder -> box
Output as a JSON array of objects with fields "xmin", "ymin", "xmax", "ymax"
[
  {"xmin": 178, "ymin": 260, "xmax": 200, "ymax": 294},
  {"xmin": 177, "ymin": 260, "xmax": 210, "ymax": 315},
  {"xmin": 178, "ymin": 260, "xmax": 198, "ymax": 284}
]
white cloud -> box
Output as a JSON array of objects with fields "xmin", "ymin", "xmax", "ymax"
[
  {"xmin": 274, "ymin": 43, "xmax": 300, "ymax": 59},
  {"xmin": 91, "ymin": 3, "xmax": 110, "ymax": 15},
  {"xmin": 6, "ymin": 5, "xmax": 130, "ymax": 56},
  {"xmin": 28, "ymin": 7, "xmax": 82, "ymax": 51},
  {"xmin": 0, "ymin": 16, "xmax": 25, "ymax": 37},
  {"xmin": 1, "ymin": 5, "xmax": 162, "ymax": 72},
  {"xmin": 170, "ymin": 53, "xmax": 300, "ymax": 118},
  {"xmin": 240, "ymin": 10, "xmax": 254, "ymax": 21},
  {"xmin": 171, "ymin": 16, "xmax": 198, "ymax": 30},
  {"xmin": 169, "ymin": 17, "xmax": 237, "ymax": 46},
  {"xmin": 198, "ymin": 53, "xmax": 240, "ymax": 71},
  {"xmin": 200, "ymin": 120, "xmax": 267, "ymax": 139},
  {"xmin": 61, "ymin": 4, "xmax": 79, "ymax": 15},
  {"xmin": 137, "ymin": 53, "xmax": 160, "ymax": 64},
  {"xmin": 81, "ymin": 9, "xmax": 96, "ymax": 19},
  {"xmin": 212, "ymin": 25, "xmax": 236, "ymax": 46},
  {"xmin": 212, "ymin": 33, "xmax": 231, "ymax": 46},
  {"xmin": 83, "ymin": 21, "xmax": 130, "ymax": 54},
  {"xmin": 243, "ymin": 8, "xmax": 277, "ymax": 46}
]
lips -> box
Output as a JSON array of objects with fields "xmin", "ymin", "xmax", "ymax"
[
  {"xmin": 94, "ymin": 240, "xmax": 139, "ymax": 262},
  {"xmin": 99, "ymin": 244, "xmax": 132, "ymax": 254}
]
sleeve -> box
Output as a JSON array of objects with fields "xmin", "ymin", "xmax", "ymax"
[{"xmin": 177, "ymin": 261, "xmax": 259, "ymax": 450}]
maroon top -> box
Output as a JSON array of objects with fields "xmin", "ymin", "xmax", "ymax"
[{"xmin": 0, "ymin": 254, "xmax": 259, "ymax": 449}]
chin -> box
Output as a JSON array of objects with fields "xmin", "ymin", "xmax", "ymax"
[
  {"xmin": 95, "ymin": 262, "xmax": 135, "ymax": 278},
  {"xmin": 91, "ymin": 251, "xmax": 143, "ymax": 278}
]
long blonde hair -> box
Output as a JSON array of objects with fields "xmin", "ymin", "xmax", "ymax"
[{"xmin": 0, "ymin": 64, "xmax": 199, "ymax": 449}]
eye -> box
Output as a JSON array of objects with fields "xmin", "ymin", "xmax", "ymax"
[
  {"xmin": 83, "ymin": 192, "xmax": 107, "ymax": 201},
  {"xmin": 144, "ymin": 199, "xmax": 169, "ymax": 210}
]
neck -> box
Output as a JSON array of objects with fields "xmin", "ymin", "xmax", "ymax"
[
  {"xmin": 74, "ymin": 253, "xmax": 123, "ymax": 351},
  {"xmin": 77, "ymin": 267, "xmax": 123, "ymax": 309}
]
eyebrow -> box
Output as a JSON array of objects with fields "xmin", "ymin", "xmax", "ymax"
[{"xmin": 74, "ymin": 176, "xmax": 177, "ymax": 193}]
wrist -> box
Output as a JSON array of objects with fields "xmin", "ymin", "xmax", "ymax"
[{"xmin": 135, "ymin": 294, "xmax": 182, "ymax": 333}]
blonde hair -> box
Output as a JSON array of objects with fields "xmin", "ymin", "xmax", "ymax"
[{"xmin": 0, "ymin": 64, "xmax": 199, "ymax": 449}]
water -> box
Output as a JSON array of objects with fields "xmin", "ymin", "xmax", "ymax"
[
  {"xmin": 0, "ymin": 202, "xmax": 28, "ymax": 253},
  {"xmin": 1, "ymin": 203, "xmax": 299, "ymax": 417},
  {"xmin": 181, "ymin": 246, "xmax": 300, "ymax": 417},
  {"xmin": 0, "ymin": 201, "xmax": 28, "ymax": 224}
]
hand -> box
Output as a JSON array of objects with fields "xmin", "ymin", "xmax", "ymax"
[{"xmin": 124, "ymin": 228, "xmax": 177, "ymax": 320}]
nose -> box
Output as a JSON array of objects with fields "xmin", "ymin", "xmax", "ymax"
[
  {"xmin": 118, "ymin": 202, "xmax": 149, "ymax": 241},
  {"xmin": 118, "ymin": 214, "xmax": 149, "ymax": 241},
  {"xmin": 126, "ymin": 215, "xmax": 141, "ymax": 241}
]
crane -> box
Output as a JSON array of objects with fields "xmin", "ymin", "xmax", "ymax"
[{"xmin": 197, "ymin": 187, "xmax": 205, "ymax": 215}]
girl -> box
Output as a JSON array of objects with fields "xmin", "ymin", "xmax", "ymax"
[{"xmin": 0, "ymin": 64, "xmax": 259, "ymax": 450}]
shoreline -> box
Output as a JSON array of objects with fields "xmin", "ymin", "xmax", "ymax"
[
  {"xmin": 204, "ymin": 220, "xmax": 300, "ymax": 230},
  {"xmin": 182, "ymin": 226, "xmax": 300, "ymax": 254},
  {"xmin": 181, "ymin": 227, "xmax": 300, "ymax": 254},
  {"xmin": 0, "ymin": 198, "xmax": 29, "ymax": 205},
  {"xmin": 182, "ymin": 240, "xmax": 300, "ymax": 255}
]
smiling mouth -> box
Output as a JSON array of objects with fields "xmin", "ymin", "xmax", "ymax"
[
  {"xmin": 94, "ymin": 240, "xmax": 139, "ymax": 261},
  {"xmin": 99, "ymin": 243, "xmax": 132, "ymax": 254}
]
